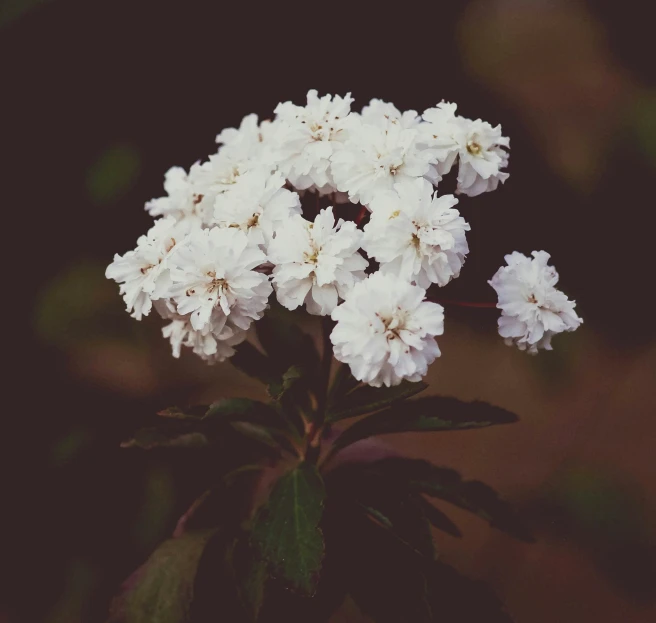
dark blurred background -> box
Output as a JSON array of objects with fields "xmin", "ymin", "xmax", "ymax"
[{"xmin": 3, "ymin": 0, "xmax": 655, "ymax": 621}]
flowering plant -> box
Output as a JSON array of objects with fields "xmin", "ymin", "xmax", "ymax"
[{"xmin": 106, "ymin": 91, "xmax": 582, "ymax": 622}]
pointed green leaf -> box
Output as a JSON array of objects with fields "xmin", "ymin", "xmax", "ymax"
[
  {"xmin": 252, "ymin": 463, "xmax": 326, "ymax": 595},
  {"xmin": 368, "ymin": 458, "xmax": 533, "ymax": 542},
  {"xmin": 228, "ymin": 533, "xmax": 267, "ymax": 621},
  {"xmin": 330, "ymin": 396, "xmax": 518, "ymax": 455},
  {"xmin": 157, "ymin": 406, "xmax": 206, "ymax": 421},
  {"xmin": 326, "ymin": 363, "xmax": 361, "ymax": 406},
  {"xmin": 326, "ymin": 380, "xmax": 428, "ymax": 422},
  {"xmin": 107, "ymin": 530, "xmax": 215, "ymax": 623},
  {"xmin": 267, "ymin": 365, "xmax": 303, "ymax": 401},
  {"xmin": 230, "ymin": 422, "xmax": 299, "ymax": 458},
  {"xmin": 415, "ymin": 496, "xmax": 462, "ymax": 538},
  {"xmin": 121, "ymin": 428, "xmax": 207, "ymax": 450},
  {"xmin": 203, "ymin": 398, "xmax": 281, "ymax": 427}
]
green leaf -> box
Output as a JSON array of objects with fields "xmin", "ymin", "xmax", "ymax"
[
  {"xmin": 415, "ymin": 496, "xmax": 462, "ymax": 538},
  {"xmin": 107, "ymin": 530, "xmax": 215, "ymax": 623},
  {"xmin": 228, "ymin": 533, "xmax": 267, "ymax": 621},
  {"xmin": 252, "ymin": 463, "xmax": 326, "ymax": 595},
  {"xmin": 230, "ymin": 422, "xmax": 299, "ymax": 458},
  {"xmin": 203, "ymin": 398, "xmax": 281, "ymax": 428},
  {"xmin": 121, "ymin": 428, "xmax": 208, "ymax": 450},
  {"xmin": 157, "ymin": 406, "xmax": 206, "ymax": 421},
  {"xmin": 336, "ymin": 506, "xmax": 432, "ymax": 623},
  {"xmin": 326, "ymin": 380, "xmax": 428, "ymax": 422},
  {"xmin": 326, "ymin": 363, "xmax": 361, "ymax": 406},
  {"xmin": 267, "ymin": 365, "xmax": 303, "ymax": 401},
  {"xmin": 367, "ymin": 458, "xmax": 533, "ymax": 542},
  {"xmin": 330, "ymin": 396, "xmax": 518, "ymax": 455}
]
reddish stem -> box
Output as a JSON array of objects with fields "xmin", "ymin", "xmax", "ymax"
[{"xmin": 355, "ymin": 205, "xmax": 368, "ymax": 225}]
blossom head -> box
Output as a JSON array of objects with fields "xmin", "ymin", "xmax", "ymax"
[
  {"xmin": 168, "ymin": 227, "xmax": 271, "ymax": 332},
  {"xmin": 269, "ymin": 207, "xmax": 367, "ymax": 316},
  {"xmin": 489, "ymin": 251, "xmax": 582, "ymax": 354},
  {"xmin": 363, "ymin": 178, "xmax": 470, "ymax": 289},
  {"xmin": 331, "ymin": 272, "xmax": 444, "ymax": 387}
]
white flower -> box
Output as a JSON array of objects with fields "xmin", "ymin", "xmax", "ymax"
[
  {"xmin": 273, "ymin": 90, "xmax": 353, "ymax": 191},
  {"xmin": 145, "ymin": 166, "xmax": 207, "ymax": 227},
  {"xmin": 155, "ymin": 301, "xmax": 246, "ymax": 362},
  {"xmin": 489, "ymin": 251, "xmax": 582, "ymax": 354},
  {"xmin": 268, "ymin": 207, "xmax": 367, "ymax": 316},
  {"xmin": 331, "ymin": 272, "xmax": 444, "ymax": 387},
  {"xmin": 418, "ymin": 101, "xmax": 460, "ymax": 180},
  {"xmin": 168, "ymin": 227, "xmax": 271, "ymax": 332},
  {"xmin": 360, "ymin": 99, "xmax": 420, "ymax": 130},
  {"xmin": 215, "ymin": 113, "xmax": 278, "ymax": 167},
  {"xmin": 452, "ymin": 116, "xmax": 509, "ymax": 197},
  {"xmin": 363, "ymin": 178, "xmax": 470, "ymax": 288},
  {"xmin": 105, "ymin": 217, "xmax": 187, "ymax": 320},
  {"xmin": 331, "ymin": 117, "xmax": 437, "ymax": 206},
  {"xmin": 213, "ymin": 170, "xmax": 301, "ymax": 248}
]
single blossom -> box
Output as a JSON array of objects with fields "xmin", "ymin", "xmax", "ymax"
[
  {"xmin": 331, "ymin": 272, "xmax": 444, "ymax": 387},
  {"xmin": 167, "ymin": 227, "xmax": 271, "ymax": 332},
  {"xmin": 331, "ymin": 116, "xmax": 437, "ymax": 207},
  {"xmin": 213, "ymin": 170, "xmax": 301, "ymax": 248},
  {"xmin": 273, "ymin": 90, "xmax": 353, "ymax": 191},
  {"xmin": 359, "ymin": 98, "xmax": 421, "ymax": 130},
  {"xmin": 145, "ymin": 166, "xmax": 207, "ymax": 226},
  {"xmin": 105, "ymin": 217, "xmax": 188, "ymax": 320},
  {"xmin": 363, "ymin": 178, "xmax": 470, "ymax": 288},
  {"xmin": 155, "ymin": 300, "xmax": 246, "ymax": 362},
  {"xmin": 489, "ymin": 251, "xmax": 582, "ymax": 354},
  {"xmin": 268, "ymin": 207, "xmax": 367, "ymax": 316}
]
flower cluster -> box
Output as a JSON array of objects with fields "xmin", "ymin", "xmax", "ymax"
[{"xmin": 107, "ymin": 90, "xmax": 580, "ymax": 385}]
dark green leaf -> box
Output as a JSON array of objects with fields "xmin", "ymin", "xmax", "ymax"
[
  {"xmin": 326, "ymin": 363, "xmax": 361, "ymax": 406},
  {"xmin": 415, "ymin": 496, "xmax": 462, "ymax": 538},
  {"xmin": 228, "ymin": 533, "xmax": 267, "ymax": 621},
  {"xmin": 330, "ymin": 396, "xmax": 518, "ymax": 455},
  {"xmin": 367, "ymin": 458, "xmax": 533, "ymax": 542},
  {"xmin": 107, "ymin": 530, "xmax": 215, "ymax": 623},
  {"xmin": 335, "ymin": 506, "xmax": 432, "ymax": 623},
  {"xmin": 231, "ymin": 342, "xmax": 279, "ymax": 385},
  {"xmin": 203, "ymin": 398, "xmax": 280, "ymax": 427},
  {"xmin": 326, "ymin": 380, "xmax": 428, "ymax": 422},
  {"xmin": 157, "ymin": 406, "xmax": 206, "ymax": 421},
  {"xmin": 256, "ymin": 309, "xmax": 320, "ymax": 375},
  {"xmin": 252, "ymin": 463, "xmax": 326, "ymax": 595},
  {"xmin": 121, "ymin": 428, "xmax": 208, "ymax": 450},
  {"xmin": 267, "ymin": 365, "xmax": 303, "ymax": 401},
  {"xmin": 230, "ymin": 422, "xmax": 299, "ymax": 458}
]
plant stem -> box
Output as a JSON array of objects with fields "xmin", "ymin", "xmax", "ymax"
[
  {"xmin": 317, "ymin": 315, "xmax": 334, "ymax": 421},
  {"xmin": 305, "ymin": 316, "xmax": 334, "ymax": 463}
]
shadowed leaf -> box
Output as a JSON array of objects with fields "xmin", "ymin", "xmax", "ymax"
[
  {"xmin": 252, "ymin": 463, "xmax": 326, "ymax": 595},
  {"xmin": 330, "ymin": 396, "xmax": 518, "ymax": 456},
  {"xmin": 326, "ymin": 381, "xmax": 428, "ymax": 422},
  {"xmin": 368, "ymin": 458, "xmax": 533, "ymax": 542},
  {"xmin": 107, "ymin": 530, "xmax": 215, "ymax": 623}
]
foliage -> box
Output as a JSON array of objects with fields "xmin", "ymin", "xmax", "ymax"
[{"xmin": 110, "ymin": 315, "xmax": 530, "ymax": 622}]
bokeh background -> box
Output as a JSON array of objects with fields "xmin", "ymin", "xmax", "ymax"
[{"xmin": 4, "ymin": 0, "xmax": 655, "ymax": 621}]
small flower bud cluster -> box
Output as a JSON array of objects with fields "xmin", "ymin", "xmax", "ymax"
[{"xmin": 107, "ymin": 91, "xmax": 580, "ymax": 385}]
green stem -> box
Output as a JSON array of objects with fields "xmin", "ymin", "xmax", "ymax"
[{"xmin": 305, "ymin": 316, "xmax": 334, "ymax": 463}]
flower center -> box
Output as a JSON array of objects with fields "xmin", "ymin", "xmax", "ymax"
[{"xmin": 467, "ymin": 140, "xmax": 482, "ymax": 156}]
